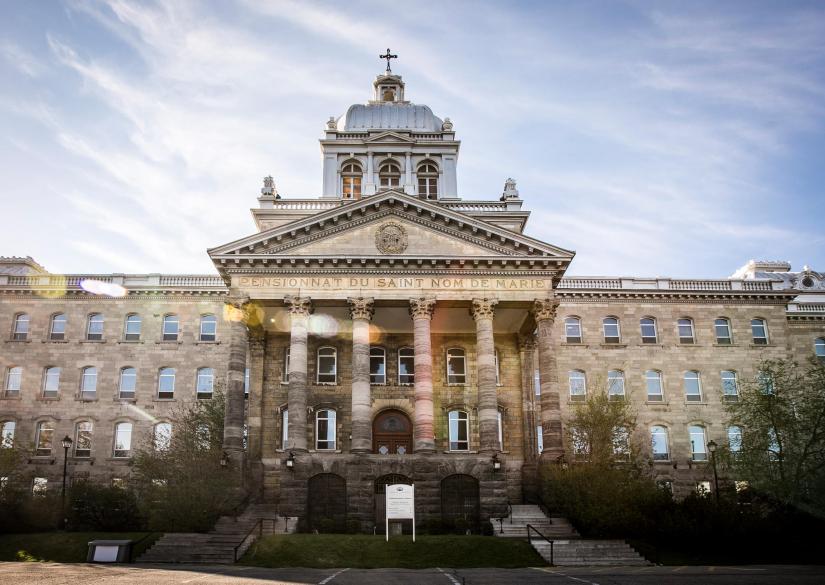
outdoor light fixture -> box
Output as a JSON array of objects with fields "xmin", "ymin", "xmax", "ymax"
[
  {"xmin": 707, "ymin": 440, "xmax": 720, "ymax": 504},
  {"xmin": 61, "ymin": 436, "xmax": 73, "ymax": 450},
  {"xmin": 707, "ymin": 440, "xmax": 718, "ymax": 454},
  {"xmin": 492, "ymin": 453, "xmax": 501, "ymax": 471},
  {"xmin": 286, "ymin": 451, "xmax": 295, "ymax": 470},
  {"xmin": 61, "ymin": 435, "xmax": 73, "ymax": 529},
  {"xmin": 220, "ymin": 451, "xmax": 229, "ymax": 467}
]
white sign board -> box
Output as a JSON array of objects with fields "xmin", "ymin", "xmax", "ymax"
[
  {"xmin": 385, "ymin": 483, "xmax": 415, "ymax": 542},
  {"xmin": 92, "ymin": 545, "xmax": 119, "ymax": 562}
]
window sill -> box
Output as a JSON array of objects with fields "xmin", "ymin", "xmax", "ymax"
[
  {"xmin": 80, "ymin": 340, "xmax": 106, "ymax": 344},
  {"xmin": 0, "ymin": 395, "xmax": 22, "ymax": 400},
  {"xmin": 118, "ymin": 340, "xmax": 144, "ymax": 344},
  {"xmin": 646, "ymin": 399, "xmax": 668, "ymax": 405},
  {"xmin": 446, "ymin": 383, "xmax": 467, "ymax": 387},
  {"xmin": 5, "ymin": 339, "xmax": 32, "ymax": 343},
  {"xmin": 116, "ymin": 397, "xmax": 137, "ymax": 403},
  {"xmin": 713, "ymin": 343, "xmax": 737, "ymax": 347},
  {"xmin": 315, "ymin": 382, "xmax": 338, "ymax": 386},
  {"xmin": 309, "ymin": 449, "xmax": 341, "ymax": 454},
  {"xmin": 599, "ymin": 343, "xmax": 627, "ymax": 348},
  {"xmin": 195, "ymin": 341, "xmax": 221, "ymax": 345},
  {"xmin": 562, "ymin": 342, "xmax": 586, "ymax": 346},
  {"xmin": 75, "ymin": 397, "xmax": 98, "ymax": 403},
  {"xmin": 42, "ymin": 339, "xmax": 69, "ymax": 344},
  {"xmin": 280, "ymin": 380, "xmax": 289, "ymax": 385},
  {"xmin": 640, "ymin": 341, "xmax": 661, "ymax": 346},
  {"xmin": 71, "ymin": 456, "xmax": 93, "ymax": 462},
  {"xmin": 684, "ymin": 400, "xmax": 707, "ymax": 406},
  {"xmin": 107, "ymin": 457, "xmax": 133, "ymax": 463},
  {"xmin": 444, "ymin": 450, "xmax": 478, "ymax": 454},
  {"xmin": 749, "ymin": 343, "xmax": 770, "ymax": 348},
  {"xmin": 36, "ymin": 396, "xmax": 60, "ymax": 402},
  {"xmin": 155, "ymin": 340, "xmax": 183, "ymax": 345},
  {"xmin": 652, "ymin": 459, "xmax": 672, "ymax": 464},
  {"xmin": 153, "ymin": 398, "xmax": 176, "ymax": 402}
]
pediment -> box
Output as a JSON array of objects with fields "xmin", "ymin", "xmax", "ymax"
[{"xmin": 364, "ymin": 131, "xmax": 415, "ymax": 143}]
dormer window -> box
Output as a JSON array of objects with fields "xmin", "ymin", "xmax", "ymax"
[
  {"xmin": 341, "ymin": 162, "xmax": 362, "ymax": 200},
  {"xmin": 378, "ymin": 161, "xmax": 401, "ymax": 190},
  {"xmin": 417, "ymin": 162, "xmax": 438, "ymax": 200}
]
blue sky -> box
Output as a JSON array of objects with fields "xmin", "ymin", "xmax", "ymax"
[{"xmin": 1, "ymin": 0, "xmax": 823, "ymax": 277}]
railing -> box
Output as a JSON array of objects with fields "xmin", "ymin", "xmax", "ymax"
[
  {"xmin": 558, "ymin": 278, "xmax": 622, "ymax": 289},
  {"xmin": 526, "ymin": 524, "xmax": 555, "ymax": 566},
  {"xmin": 670, "ymin": 279, "xmax": 732, "ymax": 291},
  {"xmin": 537, "ymin": 502, "xmax": 553, "ymax": 524},
  {"xmin": 789, "ymin": 303, "xmax": 825, "ymax": 312},
  {"xmin": 270, "ymin": 200, "xmax": 340, "ymax": 210},
  {"xmin": 158, "ymin": 275, "xmax": 225, "ymax": 287},
  {"xmin": 441, "ymin": 201, "xmax": 509, "ymax": 211},
  {"xmin": 233, "ymin": 519, "xmax": 263, "ymax": 562}
]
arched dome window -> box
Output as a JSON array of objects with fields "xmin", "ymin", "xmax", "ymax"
[
  {"xmin": 417, "ymin": 162, "xmax": 438, "ymax": 200},
  {"xmin": 378, "ymin": 161, "xmax": 401, "ymax": 190},
  {"xmin": 341, "ymin": 161, "xmax": 362, "ymax": 200}
]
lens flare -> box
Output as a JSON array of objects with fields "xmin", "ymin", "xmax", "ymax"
[
  {"xmin": 308, "ymin": 314, "xmax": 339, "ymax": 338},
  {"xmin": 80, "ymin": 279, "xmax": 128, "ymax": 297}
]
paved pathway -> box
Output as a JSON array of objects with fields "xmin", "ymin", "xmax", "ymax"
[{"xmin": 0, "ymin": 562, "xmax": 823, "ymax": 584}]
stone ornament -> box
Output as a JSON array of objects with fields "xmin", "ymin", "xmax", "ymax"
[
  {"xmin": 409, "ymin": 297, "xmax": 436, "ymax": 319},
  {"xmin": 284, "ymin": 295, "xmax": 313, "ymax": 316},
  {"xmin": 375, "ymin": 222, "xmax": 408, "ymax": 254},
  {"xmin": 348, "ymin": 297, "xmax": 375, "ymax": 320},
  {"xmin": 470, "ymin": 298, "xmax": 498, "ymax": 321},
  {"xmin": 518, "ymin": 333, "xmax": 537, "ymax": 350},
  {"xmin": 533, "ymin": 298, "xmax": 560, "ymax": 322}
]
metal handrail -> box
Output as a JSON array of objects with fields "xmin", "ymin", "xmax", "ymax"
[
  {"xmin": 526, "ymin": 523, "xmax": 555, "ymax": 566},
  {"xmin": 507, "ymin": 501, "xmax": 513, "ymax": 524},
  {"xmin": 537, "ymin": 502, "xmax": 554, "ymax": 524},
  {"xmin": 233, "ymin": 518, "xmax": 263, "ymax": 562}
]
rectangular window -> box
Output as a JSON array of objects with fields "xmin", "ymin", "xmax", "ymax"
[
  {"xmin": 534, "ymin": 370, "xmax": 541, "ymax": 396},
  {"xmin": 569, "ymin": 371, "xmax": 586, "ymax": 401},
  {"xmin": 448, "ymin": 411, "xmax": 469, "ymax": 451},
  {"xmin": 446, "ymin": 350, "xmax": 466, "ymax": 384},
  {"xmin": 751, "ymin": 319, "xmax": 768, "ymax": 345},
  {"xmin": 316, "ymin": 410, "xmax": 336, "ymax": 450},
  {"xmin": 651, "ymin": 427, "xmax": 669, "ymax": 461},
  {"xmin": 690, "ymin": 426, "xmax": 707, "ymax": 461},
  {"xmin": 5, "ymin": 367, "xmax": 22, "ymax": 396},
  {"xmin": 607, "ymin": 370, "xmax": 625, "ymax": 399},
  {"xmin": 398, "ymin": 348, "xmax": 414, "ymax": 384},
  {"xmin": 43, "ymin": 367, "xmax": 60, "ymax": 398},
  {"xmin": 13, "ymin": 315, "xmax": 29, "ymax": 341},
  {"xmin": 714, "ymin": 319, "xmax": 732, "ymax": 344},
  {"xmin": 317, "ymin": 348, "xmax": 337, "ymax": 384},
  {"xmin": 282, "ymin": 347, "xmax": 290, "ymax": 382},
  {"xmin": 50, "ymin": 315, "xmax": 66, "ymax": 340},
  {"xmin": 696, "ymin": 481, "xmax": 712, "ymax": 496},
  {"xmin": 684, "ymin": 372, "xmax": 702, "ymax": 402},
  {"xmin": 603, "ymin": 319, "xmax": 621, "ymax": 344},
  {"xmin": 114, "ymin": 423, "xmax": 132, "ymax": 458},
  {"xmin": 678, "ymin": 319, "xmax": 695, "ymax": 344},
  {"xmin": 721, "ymin": 371, "xmax": 738, "ymax": 402},
  {"xmin": 80, "ymin": 367, "xmax": 97, "ymax": 400},
  {"xmin": 35, "ymin": 422, "xmax": 54, "ymax": 456},
  {"xmin": 119, "ymin": 368, "xmax": 137, "ymax": 399},
  {"xmin": 370, "ymin": 348, "xmax": 386, "ymax": 384},
  {"xmin": 199, "ymin": 315, "xmax": 217, "ymax": 342},
  {"xmin": 74, "ymin": 422, "xmax": 92, "ymax": 458},
  {"xmin": 536, "ymin": 426, "xmax": 544, "ymax": 454},
  {"xmin": 32, "ymin": 477, "xmax": 48, "ymax": 496},
  {"xmin": 565, "ymin": 319, "xmax": 582, "ymax": 343},
  {"xmin": 196, "ymin": 368, "xmax": 214, "ymax": 399},
  {"xmin": 162, "ymin": 315, "xmax": 179, "ymax": 341},
  {"xmin": 281, "ymin": 409, "xmax": 289, "ymax": 449},
  {"xmin": 646, "ymin": 371, "xmax": 663, "ymax": 402},
  {"xmin": 640, "ymin": 319, "xmax": 657, "ymax": 343},
  {"xmin": 87, "ymin": 314, "xmax": 104, "ymax": 341},
  {"xmin": 244, "ymin": 367, "xmax": 250, "ymax": 398},
  {"xmin": 158, "ymin": 369, "xmax": 175, "ymax": 399},
  {"xmin": 124, "ymin": 315, "xmax": 141, "ymax": 341}
]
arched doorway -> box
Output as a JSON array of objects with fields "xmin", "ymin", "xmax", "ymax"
[
  {"xmin": 374, "ymin": 474, "xmax": 413, "ymax": 533},
  {"xmin": 307, "ymin": 473, "xmax": 347, "ymax": 533},
  {"xmin": 441, "ymin": 474, "xmax": 480, "ymax": 533},
  {"xmin": 373, "ymin": 409, "xmax": 412, "ymax": 455}
]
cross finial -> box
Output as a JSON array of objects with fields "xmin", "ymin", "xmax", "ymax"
[{"xmin": 379, "ymin": 48, "xmax": 397, "ymax": 73}]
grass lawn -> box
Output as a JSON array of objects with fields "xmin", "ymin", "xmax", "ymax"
[
  {"xmin": 241, "ymin": 534, "xmax": 547, "ymax": 569},
  {"xmin": 0, "ymin": 532, "xmax": 160, "ymax": 563}
]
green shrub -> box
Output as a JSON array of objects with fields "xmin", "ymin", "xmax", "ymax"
[{"xmin": 68, "ymin": 482, "xmax": 143, "ymax": 531}]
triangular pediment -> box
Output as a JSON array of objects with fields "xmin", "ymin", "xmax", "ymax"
[{"xmin": 364, "ymin": 131, "xmax": 415, "ymax": 143}]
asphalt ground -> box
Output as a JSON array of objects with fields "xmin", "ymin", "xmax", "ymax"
[{"xmin": 0, "ymin": 563, "xmax": 824, "ymax": 584}]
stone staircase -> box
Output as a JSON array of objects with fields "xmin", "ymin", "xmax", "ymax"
[
  {"xmin": 493, "ymin": 504, "xmax": 580, "ymax": 539},
  {"xmin": 137, "ymin": 503, "xmax": 296, "ymax": 564}
]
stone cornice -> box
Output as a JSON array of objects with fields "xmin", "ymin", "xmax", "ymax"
[{"xmin": 556, "ymin": 291, "xmax": 793, "ymax": 305}]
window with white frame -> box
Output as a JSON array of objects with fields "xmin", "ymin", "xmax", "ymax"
[
  {"xmin": 607, "ymin": 370, "xmax": 625, "ymax": 399},
  {"xmin": 162, "ymin": 314, "xmax": 179, "ymax": 341},
  {"xmin": 565, "ymin": 317, "xmax": 582, "ymax": 343},
  {"xmin": 86, "ymin": 313, "xmax": 104, "ymax": 340},
  {"xmin": 677, "ymin": 318, "xmax": 695, "ymax": 344},
  {"xmin": 370, "ymin": 347, "xmax": 386, "ymax": 384},
  {"xmin": 12, "ymin": 313, "xmax": 29, "ymax": 340},
  {"xmin": 534, "ymin": 369, "xmax": 541, "ymax": 396},
  {"xmin": 199, "ymin": 314, "xmax": 217, "ymax": 341},
  {"xmin": 50, "ymin": 313, "xmax": 66, "ymax": 340},
  {"xmin": 728, "ymin": 425, "xmax": 742, "ymax": 454},
  {"xmin": 316, "ymin": 347, "xmax": 337, "ymax": 384},
  {"xmin": 35, "ymin": 421, "xmax": 54, "ymax": 456},
  {"xmin": 689, "ymin": 425, "xmax": 707, "ymax": 461},
  {"xmin": 195, "ymin": 423, "xmax": 210, "ymax": 450},
  {"xmin": 315, "ymin": 409, "xmax": 336, "ymax": 450},
  {"xmin": 398, "ymin": 347, "xmax": 414, "ymax": 384},
  {"xmin": 1, "ymin": 421, "xmax": 15, "ymax": 448},
  {"xmin": 816, "ymin": 338, "xmax": 825, "ymax": 362},
  {"xmin": 696, "ymin": 481, "xmax": 712, "ymax": 496},
  {"xmin": 244, "ymin": 367, "xmax": 250, "ymax": 398},
  {"xmin": 43, "ymin": 366, "xmax": 60, "ymax": 398},
  {"xmin": 569, "ymin": 370, "xmax": 586, "ymax": 401},
  {"xmin": 113, "ymin": 422, "xmax": 133, "ymax": 458},
  {"xmin": 497, "ymin": 409, "xmax": 504, "ymax": 451},
  {"xmin": 448, "ymin": 410, "xmax": 469, "ymax": 451},
  {"xmin": 651, "ymin": 426, "xmax": 669, "ymax": 460},
  {"xmin": 446, "ymin": 348, "xmax": 466, "ymax": 384},
  {"xmin": 80, "ymin": 366, "xmax": 97, "ymax": 400},
  {"xmin": 124, "ymin": 314, "xmax": 141, "ymax": 341},
  {"xmin": 602, "ymin": 317, "xmax": 621, "ymax": 343},
  {"xmin": 721, "ymin": 370, "xmax": 738, "ymax": 401},
  {"xmin": 196, "ymin": 367, "xmax": 214, "ymax": 399},
  {"xmin": 119, "ymin": 367, "xmax": 136, "ymax": 399},
  {"xmin": 74, "ymin": 421, "xmax": 92, "ymax": 457},
  {"xmin": 417, "ymin": 162, "xmax": 438, "ymax": 199},
  {"xmin": 158, "ymin": 367, "xmax": 175, "ymax": 399},
  {"xmin": 378, "ymin": 160, "xmax": 401, "ymax": 190},
  {"xmin": 4, "ymin": 366, "xmax": 22, "ymax": 397},
  {"xmin": 714, "ymin": 318, "xmax": 732, "ymax": 344},
  {"xmin": 646, "ymin": 370, "xmax": 663, "ymax": 402},
  {"xmin": 32, "ymin": 477, "xmax": 48, "ymax": 496},
  {"xmin": 613, "ymin": 426, "xmax": 630, "ymax": 460},
  {"xmin": 640, "ymin": 317, "xmax": 658, "ymax": 344},
  {"xmin": 536, "ymin": 425, "xmax": 544, "ymax": 454},
  {"xmin": 684, "ymin": 371, "xmax": 702, "ymax": 402},
  {"xmin": 281, "ymin": 409, "xmax": 289, "ymax": 449},
  {"xmin": 282, "ymin": 347, "xmax": 290, "ymax": 382},
  {"xmin": 494, "ymin": 349, "xmax": 501, "ymax": 385},
  {"xmin": 154, "ymin": 422, "xmax": 172, "ymax": 451},
  {"xmin": 758, "ymin": 372, "xmax": 774, "ymax": 395},
  {"xmin": 341, "ymin": 161, "xmax": 362, "ymax": 200},
  {"xmin": 751, "ymin": 318, "xmax": 768, "ymax": 345}
]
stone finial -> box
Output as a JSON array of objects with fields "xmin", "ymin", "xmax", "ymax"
[
  {"xmin": 470, "ymin": 298, "xmax": 498, "ymax": 321},
  {"xmin": 348, "ymin": 297, "xmax": 375, "ymax": 321},
  {"xmin": 501, "ymin": 177, "xmax": 519, "ymax": 201},
  {"xmin": 518, "ymin": 333, "xmax": 537, "ymax": 350},
  {"xmin": 409, "ymin": 297, "xmax": 437, "ymax": 320},
  {"xmin": 442, "ymin": 117, "xmax": 454, "ymax": 131},
  {"xmin": 327, "ymin": 116, "xmax": 337, "ymax": 130},
  {"xmin": 261, "ymin": 175, "xmax": 280, "ymax": 199},
  {"xmin": 532, "ymin": 298, "xmax": 560, "ymax": 322},
  {"xmin": 284, "ymin": 295, "xmax": 313, "ymax": 316}
]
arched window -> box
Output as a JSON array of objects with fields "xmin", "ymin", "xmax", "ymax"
[
  {"xmin": 569, "ymin": 370, "xmax": 586, "ymax": 401},
  {"xmin": 154, "ymin": 422, "xmax": 172, "ymax": 451},
  {"xmin": 281, "ymin": 408, "xmax": 289, "ymax": 449},
  {"xmin": 316, "ymin": 409, "xmax": 336, "ymax": 450},
  {"xmin": 5, "ymin": 366, "xmax": 22, "ymax": 397},
  {"xmin": 158, "ymin": 367, "xmax": 176, "ymax": 399},
  {"xmin": 651, "ymin": 426, "xmax": 669, "ymax": 460},
  {"xmin": 816, "ymin": 338, "xmax": 825, "ymax": 362},
  {"xmin": 124, "ymin": 314, "xmax": 141, "ymax": 341},
  {"xmin": 565, "ymin": 317, "xmax": 582, "ymax": 343},
  {"xmin": 196, "ymin": 367, "xmax": 214, "ymax": 399},
  {"xmin": 86, "ymin": 313, "xmax": 104, "ymax": 341},
  {"xmin": 721, "ymin": 370, "xmax": 738, "ymax": 401},
  {"xmin": 689, "ymin": 425, "xmax": 707, "ymax": 461},
  {"xmin": 113, "ymin": 422, "xmax": 133, "ymax": 458},
  {"xmin": 1, "ymin": 421, "xmax": 16, "ymax": 448},
  {"xmin": 341, "ymin": 161, "xmax": 362, "ymax": 200},
  {"xmin": 448, "ymin": 410, "xmax": 469, "ymax": 451},
  {"xmin": 446, "ymin": 348, "xmax": 466, "ymax": 384},
  {"xmin": 199, "ymin": 314, "xmax": 217, "ymax": 342},
  {"xmin": 602, "ymin": 317, "xmax": 621, "ymax": 344},
  {"xmin": 398, "ymin": 347, "xmax": 414, "ymax": 384},
  {"xmin": 50, "ymin": 313, "xmax": 67, "ymax": 341},
  {"xmin": 684, "ymin": 371, "xmax": 702, "ymax": 402},
  {"xmin": 378, "ymin": 160, "xmax": 401, "ymax": 190},
  {"xmin": 645, "ymin": 370, "xmax": 663, "ymax": 402},
  {"xmin": 751, "ymin": 318, "xmax": 768, "ymax": 345},
  {"xmin": 43, "ymin": 366, "xmax": 61, "ymax": 398},
  {"xmin": 12, "ymin": 313, "xmax": 29, "ymax": 340},
  {"xmin": 714, "ymin": 318, "xmax": 732, "ymax": 344},
  {"xmin": 728, "ymin": 425, "xmax": 742, "ymax": 454},
  {"xmin": 35, "ymin": 421, "xmax": 54, "ymax": 456},
  {"xmin": 317, "ymin": 347, "xmax": 337, "ymax": 384},
  {"xmin": 370, "ymin": 347, "xmax": 386, "ymax": 384},
  {"xmin": 162, "ymin": 314, "xmax": 179, "ymax": 341},
  {"xmin": 119, "ymin": 367, "xmax": 136, "ymax": 399},
  {"xmin": 74, "ymin": 421, "xmax": 93, "ymax": 458},
  {"xmin": 640, "ymin": 317, "xmax": 657, "ymax": 344},
  {"xmin": 607, "ymin": 370, "xmax": 625, "ymax": 399},
  {"xmin": 417, "ymin": 162, "xmax": 438, "ymax": 199},
  {"xmin": 677, "ymin": 318, "xmax": 695, "ymax": 344},
  {"xmin": 80, "ymin": 366, "xmax": 97, "ymax": 400}
]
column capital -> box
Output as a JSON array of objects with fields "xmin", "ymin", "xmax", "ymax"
[
  {"xmin": 348, "ymin": 297, "xmax": 375, "ymax": 321},
  {"xmin": 284, "ymin": 295, "xmax": 313, "ymax": 316},
  {"xmin": 226, "ymin": 293, "xmax": 251, "ymax": 310},
  {"xmin": 249, "ymin": 327, "xmax": 266, "ymax": 351},
  {"xmin": 532, "ymin": 298, "xmax": 560, "ymax": 323},
  {"xmin": 470, "ymin": 298, "xmax": 498, "ymax": 321},
  {"xmin": 409, "ymin": 297, "xmax": 437, "ymax": 320},
  {"xmin": 518, "ymin": 333, "xmax": 537, "ymax": 351}
]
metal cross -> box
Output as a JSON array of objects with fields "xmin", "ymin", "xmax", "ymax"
[{"xmin": 379, "ymin": 48, "xmax": 397, "ymax": 73}]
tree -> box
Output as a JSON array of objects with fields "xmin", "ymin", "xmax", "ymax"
[{"xmin": 726, "ymin": 357, "xmax": 825, "ymax": 516}]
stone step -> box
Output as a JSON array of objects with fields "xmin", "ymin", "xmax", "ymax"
[{"xmin": 529, "ymin": 539, "xmax": 649, "ymax": 567}]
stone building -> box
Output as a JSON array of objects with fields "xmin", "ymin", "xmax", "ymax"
[{"xmin": 2, "ymin": 67, "xmax": 824, "ymax": 532}]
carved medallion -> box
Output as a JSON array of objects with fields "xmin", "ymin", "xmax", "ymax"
[{"xmin": 375, "ymin": 222, "xmax": 408, "ymax": 254}]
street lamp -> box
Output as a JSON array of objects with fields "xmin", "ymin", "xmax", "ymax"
[
  {"xmin": 492, "ymin": 452, "xmax": 501, "ymax": 471},
  {"xmin": 707, "ymin": 440, "xmax": 719, "ymax": 505},
  {"xmin": 61, "ymin": 435, "xmax": 73, "ymax": 529}
]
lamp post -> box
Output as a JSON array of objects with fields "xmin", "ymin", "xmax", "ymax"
[
  {"xmin": 707, "ymin": 440, "xmax": 719, "ymax": 505},
  {"xmin": 60, "ymin": 435, "xmax": 73, "ymax": 529}
]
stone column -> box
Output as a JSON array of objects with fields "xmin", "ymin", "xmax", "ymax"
[
  {"xmin": 246, "ymin": 329, "xmax": 266, "ymax": 461},
  {"xmin": 404, "ymin": 151, "xmax": 414, "ymax": 195},
  {"xmin": 410, "ymin": 297, "xmax": 437, "ymax": 452},
  {"xmin": 533, "ymin": 298, "xmax": 563, "ymax": 461},
  {"xmin": 518, "ymin": 333, "xmax": 537, "ymax": 461},
  {"xmin": 471, "ymin": 298, "xmax": 499, "ymax": 453},
  {"xmin": 222, "ymin": 296, "xmax": 250, "ymax": 467},
  {"xmin": 285, "ymin": 295, "xmax": 312, "ymax": 452},
  {"xmin": 365, "ymin": 152, "xmax": 376, "ymax": 195},
  {"xmin": 348, "ymin": 297, "xmax": 374, "ymax": 453}
]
